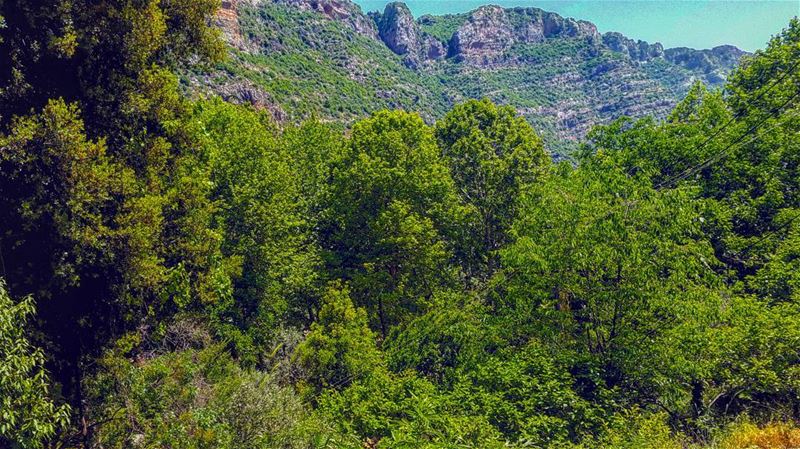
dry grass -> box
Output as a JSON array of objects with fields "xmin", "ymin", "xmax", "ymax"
[{"xmin": 716, "ymin": 422, "xmax": 800, "ymax": 449}]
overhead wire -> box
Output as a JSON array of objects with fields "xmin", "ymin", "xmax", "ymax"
[
  {"xmin": 653, "ymin": 56, "xmax": 800, "ymax": 180},
  {"xmin": 733, "ymin": 210, "xmax": 800, "ymax": 259},
  {"xmin": 584, "ymin": 60, "xmax": 800, "ymax": 239},
  {"xmin": 655, "ymin": 89, "xmax": 800, "ymax": 189}
]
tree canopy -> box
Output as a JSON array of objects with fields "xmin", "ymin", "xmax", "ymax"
[{"xmin": 1, "ymin": 2, "xmax": 800, "ymax": 448}]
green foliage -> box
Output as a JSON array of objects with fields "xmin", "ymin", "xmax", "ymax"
[
  {"xmin": 0, "ymin": 0, "xmax": 223, "ymax": 127},
  {"xmin": 320, "ymin": 370, "xmax": 505, "ymax": 449},
  {"xmin": 0, "ymin": 99, "xmax": 126, "ymax": 296},
  {"xmin": 323, "ymin": 110, "xmax": 465, "ymax": 336},
  {"xmin": 701, "ymin": 295, "xmax": 800, "ymax": 418},
  {"xmin": 566, "ymin": 411, "xmax": 685, "ymax": 449},
  {"xmin": 0, "ymin": 0, "xmax": 230, "ymax": 433},
  {"xmin": 499, "ymin": 157, "xmax": 727, "ymax": 420},
  {"xmin": 0, "ymin": 280, "xmax": 70, "ymax": 448},
  {"xmin": 436, "ymin": 99, "xmax": 548, "ymax": 278},
  {"xmin": 448, "ymin": 342, "xmax": 600, "ymax": 446},
  {"xmin": 193, "ymin": 99, "xmax": 324, "ymax": 362},
  {"xmin": 295, "ymin": 283, "xmax": 383, "ymax": 396},
  {"xmin": 748, "ymin": 213, "xmax": 800, "ymax": 302},
  {"xmin": 86, "ymin": 342, "xmax": 344, "ymax": 449},
  {"xmin": 384, "ymin": 294, "xmax": 498, "ymax": 385},
  {"xmin": 283, "ymin": 119, "xmax": 345, "ymax": 226}
]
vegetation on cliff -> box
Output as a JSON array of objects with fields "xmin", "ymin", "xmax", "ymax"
[{"xmin": 194, "ymin": 0, "xmax": 745, "ymax": 157}]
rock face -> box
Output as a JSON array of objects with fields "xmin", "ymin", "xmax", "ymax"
[
  {"xmin": 602, "ymin": 32, "xmax": 664, "ymax": 61},
  {"xmin": 448, "ymin": 6, "xmax": 600, "ymax": 64},
  {"xmin": 424, "ymin": 35, "xmax": 446, "ymax": 59},
  {"xmin": 449, "ymin": 6, "xmax": 515, "ymax": 63},
  {"xmin": 205, "ymin": 0, "xmax": 748, "ymax": 157},
  {"xmin": 665, "ymin": 45, "xmax": 746, "ymax": 82},
  {"xmin": 216, "ymin": 0, "xmax": 243, "ymax": 48},
  {"xmin": 274, "ymin": 0, "xmax": 377, "ymax": 37},
  {"xmin": 378, "ymin": 2, "xmax": 419, "ymax": 55},
  {"xmin": 375, "ymin": 2, "xmax": 444, "ymax": 67}
]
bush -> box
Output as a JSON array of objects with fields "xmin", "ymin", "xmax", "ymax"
[{"xmin": 85, "ymin": 344, "xmax": 343, "ymax": 448}]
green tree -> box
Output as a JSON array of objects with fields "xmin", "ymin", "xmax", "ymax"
[
  {"xmin": 0, "ymin": 280, "xmax": 70, "ymax": 448},
  {"xmin": 194, "ymin": 99, "xmax": 322, "ymax": 362},
  {"xmin": 568, "ymin": 21, "xmax": 800, "ymax": 428},
  {"xmin": 699, "ymin": 295, "xmax": 800, "ymax": 419},
  {"xmin": 498, "ymin": 158, "xmax": 725, "ymax": 419},
  {"xmin": 0, "ymin": 100, "xmax": 126, "ymax": 299},
  {"xmin": 323, "ymin": 110, "xmax": 465, "ymax": 336},
  {"xmin": 0, "ymin": 0, "xmax": 228, "ymax": 415},
  {"xmin": 295, "ymin": 283, "xmax": 382, "ymax": 396},
  {"xmin": 435, "ymin": 99, "xmax": 548, "ymax": 279}
]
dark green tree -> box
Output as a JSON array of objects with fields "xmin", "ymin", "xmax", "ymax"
[
  {"xmin": 435, "ymin": 99, "xmax": 548, "ymax": 279},
  {"xmin": 0, "ymin": 0, "xmax": 228, "ymax": 426},
  {"xmin": 323, "ymin": 110, "xmax": 466, "ymax": 336},
  {"xmin": 0, "ymin": 0, "xmax": 223, "ymax": 131}
]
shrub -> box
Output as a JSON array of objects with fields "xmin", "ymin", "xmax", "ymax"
[{"xmin": 85, "ymin": 344, "xmax": 342, "ymax": 448}]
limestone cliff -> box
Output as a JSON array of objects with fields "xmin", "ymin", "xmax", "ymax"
[
  {"xmin": 203, "ymin": 0, "xmax": 749, "ymax": 157},
  {"xmin": 275, "ymin": 0, "xmax": 377, "ymax": 37},
  {"xmin": 375, "ymin": 2, "xmax": 444, "ymax": 67}
]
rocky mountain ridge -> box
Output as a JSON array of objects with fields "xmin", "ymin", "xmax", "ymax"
[
  {"xmin": 371, "ymin": 1, "xmax": 745, "ymax": 77},
  {"xmin": 203, "ymin": 0, "xmax": 748, "ymax": 156}
]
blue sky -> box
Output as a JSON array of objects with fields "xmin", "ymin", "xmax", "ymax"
[{"xmin": 354, "ymin": 0, "xmax": 799, "ymax": 51}]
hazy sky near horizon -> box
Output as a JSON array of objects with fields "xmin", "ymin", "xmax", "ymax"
[{"xmin": 353, "ymin": 0, "xmax": 799, "ymax": 52}]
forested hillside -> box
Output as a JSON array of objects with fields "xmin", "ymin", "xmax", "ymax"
[
  {"xmin": 190, "ymin": 0, "xmax": 746, "ymax": 156},
  {"xmin": 1, "ymin": 1, "xmax": 800, "ymax": 449}
]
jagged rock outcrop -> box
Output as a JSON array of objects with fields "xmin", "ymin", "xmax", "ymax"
[
  {"xmin": 448, "ymin": 6, "xmax": 600, "ymax": 64},
  {"xmin": 539, "ymin": 11, "xmax": 599, "ymax": 41},
  {"xmin": 375, "ymin": 2, "xmax": 444, "ymax": 67},
  {"xmin": 665, "ymin": 45, "xmax": 746, "ymax": 82},
  {"xmin": 449, "ymin": 6, "xmax": 515, "ymax": 63},
  {"xmin": 274, "ymin": 0, "xmax": 377, "ymax": 37},
  {"xmin": 377, "ymin": 3, "xmax": 419, "ymax": 55},
  {"xmin": 601, "ymin": 32, "xmax": 745, "ymax": 81},
  {"xmin": 602, "ymin": 32, "xmax": 664, "ymax": 61}
]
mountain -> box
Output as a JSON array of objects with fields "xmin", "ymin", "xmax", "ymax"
[{"xmin": 189, "ymin": 0, "xmax": 747, "ymax": 156}]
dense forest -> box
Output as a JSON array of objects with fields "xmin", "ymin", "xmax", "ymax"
[{"xmin": 1, "ymin": 1, "xmax": 800, "ymax": 448}]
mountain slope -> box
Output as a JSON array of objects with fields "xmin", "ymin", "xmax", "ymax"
[{"xmin": 190, "ymin": 0, "xmax": 747, "ymax": 156}]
